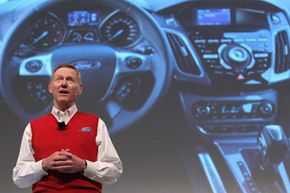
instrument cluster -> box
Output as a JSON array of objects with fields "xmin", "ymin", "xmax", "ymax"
[{"xmin": 16, "ymin": 8, "xmax": 141, "ymax": 57}]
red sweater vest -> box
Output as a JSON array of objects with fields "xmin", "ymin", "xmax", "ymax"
[{"xmin": 31, "ymin": 112, "xmax": 102, "ymax": 193}]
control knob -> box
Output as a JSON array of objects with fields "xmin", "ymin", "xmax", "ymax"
[
  {"xmin": 192, "ymin": 104, "xmax": 211, "ymax": 120},
  {"xmin": 259, "ymin": 102, "xmax": 274, "ymax": 117},
  {"xmin": 220, "ymin": 43, "xmax": 253, "ymax": 70}
]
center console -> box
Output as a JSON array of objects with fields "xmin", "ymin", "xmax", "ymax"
[{"xmin": 174, "ymin": 1, "xmax": 290, "ymax": 192}]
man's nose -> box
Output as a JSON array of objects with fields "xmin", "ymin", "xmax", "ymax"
[{"xmin": 60, "ymin": 80, "xmax": 68, "ymax": 87}]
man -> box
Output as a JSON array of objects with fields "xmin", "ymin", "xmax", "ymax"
[{"xmin": 13, "ymin": 64, "xmax": 122, "ymax": 193}]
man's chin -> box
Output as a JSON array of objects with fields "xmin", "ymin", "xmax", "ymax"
[{"xmin": 56, "ymin": 100, "xmax": 73, "ymax": 108}]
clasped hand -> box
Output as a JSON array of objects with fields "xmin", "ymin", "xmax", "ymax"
[{"xmin": 42, "ymin": 149, "xmax": 86, "ymax": 173}]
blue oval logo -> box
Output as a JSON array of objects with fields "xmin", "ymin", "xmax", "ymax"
[{"xmin": 71, "ymin": 59, "xmax": 101, "ymax": 70}]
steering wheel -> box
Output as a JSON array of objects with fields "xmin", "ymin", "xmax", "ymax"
[{"xmin": 0, "ymin": 0, "xmax": 172, "ymax": 133}]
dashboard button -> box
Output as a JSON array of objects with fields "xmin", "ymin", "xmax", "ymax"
[
  {"xmin": 193, "ymin": 104, "xmax": 211, "ymax": 119},
  {"xmin": 259, "ymin": 102, "xmax": 274, "ymax": 117}
]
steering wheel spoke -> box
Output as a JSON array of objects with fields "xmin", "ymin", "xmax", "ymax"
[
  {"xmin": 100, "ymin": 50, "xmax": 152, "ymax": 101},
  {"xmin": 105, "ymin": 100, "xmax": 123, "ymax": 120},
  {"xmin": 116, "ymin": 50, "xmax": 151, "ymax": 75}
]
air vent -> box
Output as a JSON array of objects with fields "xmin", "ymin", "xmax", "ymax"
[
  {"xmin": 167, "ymin": 32, "xmax": 201, "ymax": 75},
  {"xmin": 274, "ymin": 31, "xmax": 290, "ymax": 73}
]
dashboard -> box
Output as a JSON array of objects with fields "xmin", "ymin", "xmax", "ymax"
[
  {"xmin": 0, "ymin": 0, "xmax": 288, "ymax": 135},
  {"xmin": 0, "ymin": 0, "xmax": 289, "ymax": 135}
]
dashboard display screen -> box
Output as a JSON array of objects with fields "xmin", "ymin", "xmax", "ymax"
[
  {"xmin": 68, "ymin": 11, "xmax": 98, "ymax": 26},
  {"xmin": 196, "ymin": 9, "xmax": 231, "ymax": 26}
]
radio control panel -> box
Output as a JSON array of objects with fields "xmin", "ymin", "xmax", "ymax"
[{"xmin": 191, "ymin": 29, "xmax": 272, "ymax": 84}]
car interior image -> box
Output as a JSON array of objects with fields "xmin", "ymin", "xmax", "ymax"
[{"xmin": 0, "ymin": 0, "xmax": 289, "ymax": 193}]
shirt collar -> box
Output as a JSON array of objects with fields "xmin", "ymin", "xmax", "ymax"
[{"xmin": 51, "ymin": 105, "xmax": 78, "ymax": 124}]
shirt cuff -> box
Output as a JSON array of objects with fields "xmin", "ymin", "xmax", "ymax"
[
  {"xmin": 33, "ymin": 160, "xmax": 48, "ymax": 177},
  {"xmin": 83, "ymin": 160, "xmax": 95, "ymax": 179}
]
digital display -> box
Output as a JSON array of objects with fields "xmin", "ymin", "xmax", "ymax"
[
  {"xmin": 196, "ymin": 9, "xmax": 231, "ymax": 26},
  {"xmin": 68, "ymin": 11, "xmax": 98, "ymax": 26}
]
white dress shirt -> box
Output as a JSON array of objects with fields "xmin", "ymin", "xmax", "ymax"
[{"xmin": 13, "ymin": 105, "xmax": 123, "ymax": 188}]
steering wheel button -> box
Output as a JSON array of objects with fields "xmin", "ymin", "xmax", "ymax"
[
  {"xmin": 25, "ymin": 60, "xmax": 43, "ymax": 73},
  {"xmin": 135, "ymin": 46, "xmax": 154, "ymax": 55},
  {"xmin": 126, "ymin": 57, "xmax": 142, "ymax": 69}
]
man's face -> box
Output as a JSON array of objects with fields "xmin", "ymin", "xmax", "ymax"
[{"xmin": 48, "ymin": 67, "xmax": 83, "ymax": 110}]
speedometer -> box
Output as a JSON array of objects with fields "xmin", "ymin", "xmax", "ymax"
[
  {"xmin": 100, "ymin": 14, "xmax": 140, "ymax": 47},
  {"xmin": 26, "ymin": 17, "xmax": 65, "ymax": 50}
]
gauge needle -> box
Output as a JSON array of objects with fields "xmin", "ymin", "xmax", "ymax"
[
  {"xmin": 109, "ymin": 29, "xmax": 124, "ymax": 41},
  {"xmin": 33, "ymin": 31, "xmax": 48, "ymax": 44}
]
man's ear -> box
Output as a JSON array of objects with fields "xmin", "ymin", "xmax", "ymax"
[
  {"xmin": 48, "ymin": 82, "xmax": 53, "ymax": 93},
  {"xmin": 77, "ymin": 85, "xmax": 83, "ymax": 95}
]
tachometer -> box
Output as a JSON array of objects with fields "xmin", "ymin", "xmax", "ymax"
[
  {"xmin": 26, "ymin": 17, "xmax": 65, "ymax": 50},
  {"xmin": 100, "ymin": 14, "xmax": 140, "ymax": 47}
]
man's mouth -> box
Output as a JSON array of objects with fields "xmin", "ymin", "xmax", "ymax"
[{"xmin": 59, "ymin": 90, "xmax": 69, "ymax": 94}]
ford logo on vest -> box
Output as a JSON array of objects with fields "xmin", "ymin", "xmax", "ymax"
[
  {"xmin": 71, "ymin": 59, "xmax": 102, "ymax": 70},
  {"xmin": 80, "ymin": 127, "xmax": 92, "ymax": 132}
]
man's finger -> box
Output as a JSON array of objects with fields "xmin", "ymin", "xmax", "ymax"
[
  {"xmin": 52, "ymin": 155, "xmax": 70, "ymax": 161},
  {"xmin": 51, "ymin": 160, "xmax": 72, "ymax": 167},
  {"xmin": 59, "ymin": 150, "xmax": 73, "ymax": 158}
]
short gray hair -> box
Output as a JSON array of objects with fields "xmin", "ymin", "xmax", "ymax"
[{"xmin": 51, "ymin": 64, "xmax": 82, "ymax": 84}]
